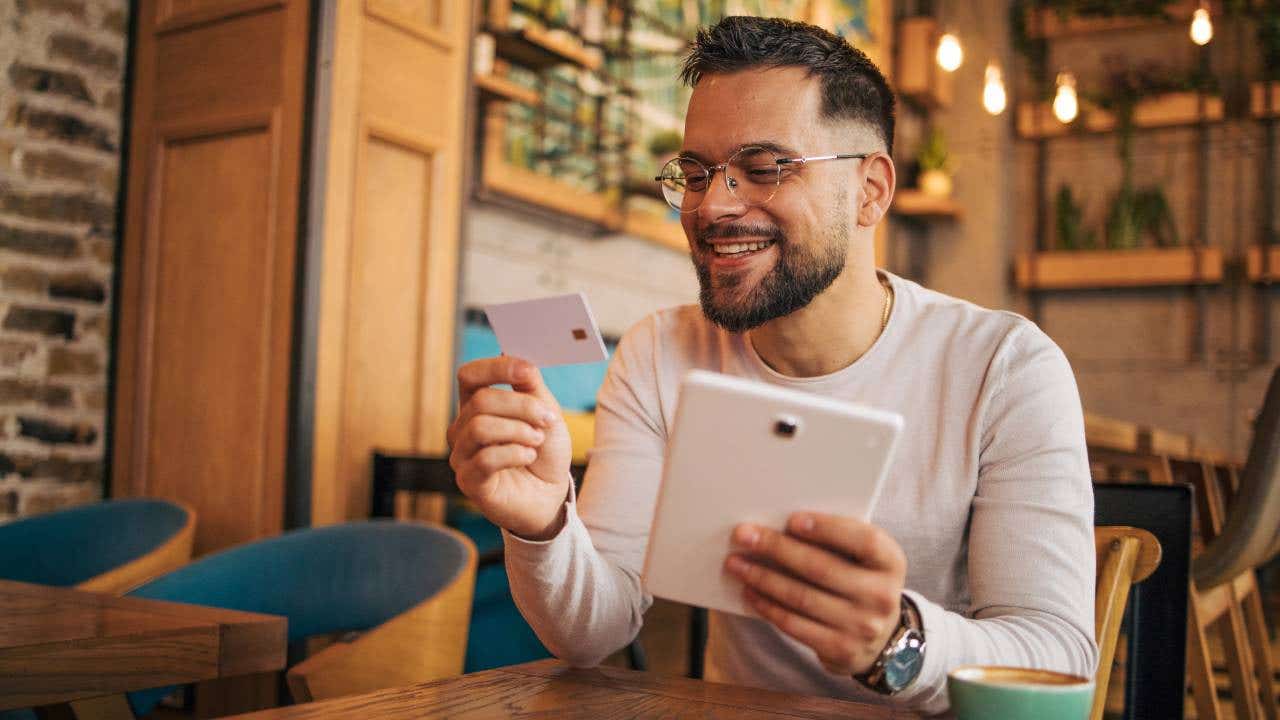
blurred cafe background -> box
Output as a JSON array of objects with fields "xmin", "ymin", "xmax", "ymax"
[{"xmin": 3, "ymin": 0, "xmax": 1280, "ymax": 718}]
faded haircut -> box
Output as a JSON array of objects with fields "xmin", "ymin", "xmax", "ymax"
[{"xmin": 680, "ymin": 15, "xmax": 896, "ymax": 152}]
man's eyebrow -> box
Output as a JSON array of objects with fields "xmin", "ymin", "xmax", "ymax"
[
  {"xmin": 679, "ymin": 141, "xmax": 801, "ymax": 163},
  {"xmin": 744, "ymin": 140, "xmax": 800, "ymax": 156}
]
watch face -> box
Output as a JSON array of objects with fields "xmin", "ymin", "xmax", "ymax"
[{"xmin": 884, "ymin": 634, "xmax": 925, "ymax": 692}]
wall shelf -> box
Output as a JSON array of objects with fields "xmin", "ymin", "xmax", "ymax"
[
  {"xmin": 481, "ymin": 159, "xmax": 616, "ymax": 225},
  {"xmin": 481, "ymin": 112, "xmax": 617, "ymax": 226},
  {"xmin": 1088, "ymin": 92, "xmax": 1224, "ymax": 132},
  {"xmin": 893, "ymin": 189, "xmax": 962, "ymax": 219},
  {"xmin": 1247, "ymin": 246, "xmax": 1280, "ymax": 282},
  {"xmin": 474, "ymin": 73, "xmax": 540, "ymax": 105},
  {"xmin": 1251, "ymin": 81, "xmax": 1280, "ymax": 119},
  {"xmin": 1023, "ymin": 1, "xmax": 1206, "ymax": 39},
  {"xmin": 490, "ymin": 24, "xmax": 602, "ymax": 71},
  {"xmin": 1017, "ymin": 92, "xmax": 1224, "ymax": 139},
  {"xmin": 1015, "ymin": 247, "xmax": 1223, "ymax": 290},
  {"xmin": 485, "ymin": 0, "xmax": 602, "ymax": 71}
]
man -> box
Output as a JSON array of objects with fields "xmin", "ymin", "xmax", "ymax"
[{"xmin": 447, "ymin": 16, "xmax": 1096, "ymax": 715}]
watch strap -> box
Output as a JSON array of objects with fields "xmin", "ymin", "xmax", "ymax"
[{"xmin": 852, "ymin": 595, "xmax": 924, "ymax": 694}]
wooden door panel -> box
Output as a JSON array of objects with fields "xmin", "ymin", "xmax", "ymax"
[
  {"xmin": 156, "ymin": 0, "xmax": 284, "ymax": 33},
  {"xmin": 362, "ymin": 19, "xmax": 456, "ymax": 134},
  {"xmin": 144, "ymin": 121, "xmax": 277, "ymax": 551},
  {"xmin": 366, "ymin": 0, "xmax": 446, "ymax": 34},
  {"xmin": 117, "ymin": 0, "xmax": 307, "ymax": 552},
  {"xmin": 155, "ymin": 10, "xmax": 284, "ymax": 122},
  {"xmin": 337, "ymin": 133, "xmax": 434, "ymax": 517},
  {"xmin": 310, "ymin": 1, "xmax": 470, "ymax": 523}
]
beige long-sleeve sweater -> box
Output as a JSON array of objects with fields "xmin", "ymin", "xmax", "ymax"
[{"xmin": 502, "ymin": 271, "xmax": 1097, "ymax": 716}]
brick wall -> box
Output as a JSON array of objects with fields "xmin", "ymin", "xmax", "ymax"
[{"xmin": 0, "ymin": 0, "xmax": 128, "ymax": 520}]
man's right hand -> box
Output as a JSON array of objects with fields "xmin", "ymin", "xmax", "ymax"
[{"xmin": 447, "ymin": 356, "xmax": 573, "ymax": 541}]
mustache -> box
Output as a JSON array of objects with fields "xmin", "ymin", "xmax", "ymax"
[{"xmin": 696, "ymin": 223, "xmax": 785, "ymax": 244}]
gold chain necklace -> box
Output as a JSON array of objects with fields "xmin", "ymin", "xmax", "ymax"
[{"xmin": 879, "ymin": 280, "xmax": 893, "ymax": 334}]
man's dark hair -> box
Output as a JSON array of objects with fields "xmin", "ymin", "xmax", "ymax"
[{"xmin": 680, "ymin": 16, "xmax": 896, "ymax": 152}]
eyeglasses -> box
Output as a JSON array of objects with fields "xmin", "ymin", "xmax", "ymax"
[{"xmin": 655, "ymin": 145, "xmax": 871, "ymax": 213}]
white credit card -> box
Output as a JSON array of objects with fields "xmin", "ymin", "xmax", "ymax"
[{"xmin": 483, "ymin": 292, "xmax": 609, "ymax": 368}]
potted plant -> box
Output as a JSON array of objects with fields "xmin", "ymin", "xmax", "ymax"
[
  {"xmin": 1010, "ymin": 0, "xmax": 1184, "ymax": 127},
  {"xmin": 1011, "ymin": 0, "xmax": 1180, "ymax": 46},
  {"xmin": 647, "ymin": 130, "xmax": 683, "ymax": 164},
  {"xmin": 1092, "ymin": 56, "xmax": 1183, "ymax": 249},
  {"xmin": 1054, "ymin": 185, "xmax": 1096, "ymax": 251},
  {"xmin": 1253, "ymin": 6, "xmax": 1280, "ymax": 116},
  {"xmin": 916, "ymin": 126, "xmax": 953, "ymax": 198}
]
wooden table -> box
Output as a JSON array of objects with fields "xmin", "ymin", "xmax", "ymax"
[
  {"xmin": 228, "ymin": 659, "xmax": 922, "ymax": 719},
  {"xmin": 0, "ymin": 579, "xmax": 286, "ymax": 711}
]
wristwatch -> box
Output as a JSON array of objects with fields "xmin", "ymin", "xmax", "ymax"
[{"xmin": 852, "ymin": 595, "xmax": 926, "ymax": 695}]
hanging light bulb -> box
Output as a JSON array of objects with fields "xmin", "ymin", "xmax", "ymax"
[
  {"xmin": 1190, "ymin": 3, "xmax": 1213, "ymax": 46},
  {"xmin": 983, "ymin": 62, "xmax": 1007, "ymax": 115},
  {"xmin": 936, "ymin": 33, "xmax": 963, "ymax": 72},
  {"xmin": 1053, "ymin": 72, "xmax": 1079, "ymax": 124}
]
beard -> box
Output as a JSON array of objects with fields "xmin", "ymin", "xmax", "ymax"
[{"xmin": 692, "ymin": 212, "xmax": 849, "ymax": 334}]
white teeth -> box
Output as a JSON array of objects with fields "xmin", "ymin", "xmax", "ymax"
[{"xmin": 713, "ymin": 241, "xmax": 771, "ymax": 255}]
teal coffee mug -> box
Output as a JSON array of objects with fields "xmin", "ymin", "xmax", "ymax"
[{"xmin": 947, "ymin": 665, "xmax": 1093, "ymax": 720}]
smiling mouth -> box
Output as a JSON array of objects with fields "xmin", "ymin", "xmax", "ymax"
[{"xmin": 706, "ymin": 239, "xmax": 776, "ymax": 258}]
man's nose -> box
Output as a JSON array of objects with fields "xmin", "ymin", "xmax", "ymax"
[{"xmin": 697, "ymin": 167, "xmax": 747, "ymax": 224}]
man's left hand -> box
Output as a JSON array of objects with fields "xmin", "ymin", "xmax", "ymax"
[{"xmin": 723, "ymin": 512, "xmax": 908, "ymax": 676}]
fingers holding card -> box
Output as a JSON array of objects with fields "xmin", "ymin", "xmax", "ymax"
[{"xmin": 446, "ymin": 293, "xmax": 605, "ymax": 541}]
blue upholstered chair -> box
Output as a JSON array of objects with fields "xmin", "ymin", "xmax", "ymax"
[
  {"xmin": 0, "ymin": 498, "xmax": 194, "ymax": 594},
  {"xmin": 0, "ymin": 498, "xmax": 195, "ymax": 720},
  {"xmin": 370, "ymin": 453, "xmax": 559, "ymax": 672},
  {"xmin": 448, "ymin": 505, "xmax": 554, "ymax": 672},
  {"xmin": 124, "ymin": 520, "xmax": 476, "ymax": 715}
]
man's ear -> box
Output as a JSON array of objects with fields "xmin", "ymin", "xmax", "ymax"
[{"xmin": 857, "ymin": 154, "xmax": 896, "ymax": 227}]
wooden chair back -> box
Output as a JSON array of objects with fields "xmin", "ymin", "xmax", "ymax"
[
  {"xmin": 0, "ymin": 498, "xmax": 197, "ymax": 596},
  {"xmin": 1093, "ymin": 526, "xmax": 1162, "ymax": 720},
  {"xmin": 79, "ymin": 500, "xmax": 196, "ymax": 595},
  {"xmin": 285, "ymin": 525, "xmax": 477, "ymax": 702}
]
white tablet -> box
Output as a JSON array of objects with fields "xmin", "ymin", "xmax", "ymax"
[{"xmin": 641, "ymin": 370, "xmax": 904, "ymax": 618}]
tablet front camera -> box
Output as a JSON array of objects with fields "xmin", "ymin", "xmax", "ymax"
[{"xmin": 774, "ymin": 416, "xmax": 799, "ymax": 438}]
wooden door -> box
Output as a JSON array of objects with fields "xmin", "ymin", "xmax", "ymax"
[
  {"xmin": 114, "ymin": 0, "xmax": 310, "ymax": 553},
  {"xmin": 309, "ymin": 1, "xmax": 473, "ymax": 523}
]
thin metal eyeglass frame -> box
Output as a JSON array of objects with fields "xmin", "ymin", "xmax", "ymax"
[{"xmin": 655, "ymin": 150, "xmax": 872, "ymax": 213}]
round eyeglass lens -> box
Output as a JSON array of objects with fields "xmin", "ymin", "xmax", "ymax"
[
  {"xmin": 659, "ymin": 157, "xmax": 706, "ymax": 213},
  {"xmin": 657, "ymin": 147, "xmax": 783, "ymax": 213},
  {"xmin": 725, "ymin": 146, "xmax": 783, "ymax": 207}
]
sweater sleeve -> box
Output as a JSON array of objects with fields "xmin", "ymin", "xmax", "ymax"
[
  {"xmin": 501, "ymin": 315, "xmax": 667, "ymax": 666},
  {"xmin": 893, "ymin": 322, "xmax": 1098, "ymax": 715}
]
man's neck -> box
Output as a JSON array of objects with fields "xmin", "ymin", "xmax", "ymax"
[{"xmin": 747, "ymin": 266, "xmax": 888, "ymax": 378}]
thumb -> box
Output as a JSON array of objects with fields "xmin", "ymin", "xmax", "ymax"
[{"xmin": 506, "ymin": 357, "xmax": 561, "ymax": 411}]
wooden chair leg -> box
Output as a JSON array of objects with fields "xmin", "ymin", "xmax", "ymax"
[
  {"xmin": 1148, "ymin": 455, "xmax": 1175, "ymax": 484},
  {"xmin": 1220, "ymin": 597, "xmax": 1264, "ymax": 720},
  {"xmin": 193, "ymin": 672, "xmax": 279, "ymax": 719},
  {"xmin": 1190, "ymin": 591, "xmax": 1227, "ymax": 720},
  {"xmin": 1242, "ymin": 578, "xmax": 1280, "ymax": 720}
]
